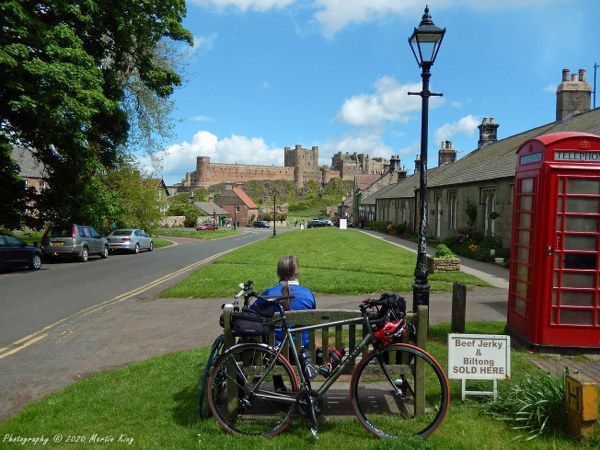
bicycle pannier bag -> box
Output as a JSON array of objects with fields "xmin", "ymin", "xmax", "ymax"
[{"xmin": 231, "ymin": 307, "xmax": 270, "ymax": 337}]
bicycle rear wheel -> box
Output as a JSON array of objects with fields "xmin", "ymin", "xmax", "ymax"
[
  {"xmin": 199, "ymin": 334, "xmax": 225, "ymax": 419},
  {"xmin": 208, "ymin": 343, "xmax": 299, "ymax": 436},
  {"xmin": 351, "ymin": 343, "xmax": 449, "ymax": 439}
]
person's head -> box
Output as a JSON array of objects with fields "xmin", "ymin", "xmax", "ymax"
[
  {"xmin": 277, "ymin": 255, "xmax": 299, "ymax": 282},
  {"xmin": 277, "ymin": 255, "xmax": 299, "ymax": 307}
]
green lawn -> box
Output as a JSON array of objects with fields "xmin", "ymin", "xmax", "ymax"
[
  {"xmin": 155, "ymin": 227, "xmax": 241, "ymax": 240},
  {"xmin": 2, "ymin": 227, "xmax": 597, "ymax": 448},
  {"xmin": 160, "ymin": 228, "xmax": 488, "ymax": 298},
  {"xmin": 1, "ymin": 322, "xmax": 596, "ymax": 449}
]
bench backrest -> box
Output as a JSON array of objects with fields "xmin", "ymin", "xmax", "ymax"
[{"xmin": 221, "ymin": 304, "xmax": 429, "ymax": 372}]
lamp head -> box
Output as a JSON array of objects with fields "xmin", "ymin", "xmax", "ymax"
[{"xmin": 408, "ymin": 6, "xmax": 445, "ymax": 68}]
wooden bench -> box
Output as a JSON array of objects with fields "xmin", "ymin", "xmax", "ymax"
[{"xmin": 221, "ymin": 303, "xmax": 429, "ymax": 414}]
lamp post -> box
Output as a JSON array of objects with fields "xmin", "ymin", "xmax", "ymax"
[
  {"xmin": 272, "ymin": 191, "xmax": 277, "ymax": 237},
  {"xmin": 408, "ymin": 6, "xmax": 445, "ymax": 312}
]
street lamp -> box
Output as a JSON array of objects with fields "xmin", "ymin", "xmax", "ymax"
[
  {"xmin": 408, "ymin": 6, "xmax": 445, "ymax": 312},
  {"xmin": 272, "ymin": 191, "xmax": 277, "ymax": 237}
]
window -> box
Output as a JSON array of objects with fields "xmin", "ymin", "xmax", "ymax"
[
  {"xmin": 447, "ymin": 191, "xmax": 457, "ymax": 230},
  {"xmin": 481, "ymin": 188, "xmax": 497, "ymax": 235}
]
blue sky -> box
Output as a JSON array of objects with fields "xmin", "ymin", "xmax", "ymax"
[{"xmin": 145, "ymin": 0, "xmax": 600, "ymax": 185}]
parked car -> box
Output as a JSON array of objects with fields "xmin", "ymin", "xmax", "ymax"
[
  {"xmin": 196, "ymin": 223, "xmax": 218, "ymax": 231},
  {"xmin": 252, "ymin": 221, "xmax": 270, "ymax": 228},
  {"xmin": 41, "ymin": 224, "xmax": 109, "ymax": 262},
  {"xmin": 107, "ymin": 229, "xmax": 153, "ymax": 253},
  {"xmin": 307, "ymin": 219, "xmax": 331, "ymax": 228},
  {"xmin": 0, "ymin": 233, "xmax": 43, "ymax": 271}
]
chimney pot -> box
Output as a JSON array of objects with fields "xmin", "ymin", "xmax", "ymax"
[
  {"xmin": 562, "ymin": 68, "xmax": 570, "ymax": 82},
  {"xmin": 579, "ymin": 68, "xmax": 587, "ymax": 82},
  {"xmin": 571, "ymin": 74, "xmax": 577, "ymax": 82}
]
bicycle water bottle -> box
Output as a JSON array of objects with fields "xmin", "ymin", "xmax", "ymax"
[
  {"xmin": 299, "ymin": 348, "xmax": 318, "ymax": 379},
  {"xmin": 318, "ymin": 347, "xmax": 345, "ymax": 377}
]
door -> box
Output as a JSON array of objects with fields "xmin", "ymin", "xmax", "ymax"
[{"xmin": 551, "ymin": 175, "xmax": 600, "ymax": 328}]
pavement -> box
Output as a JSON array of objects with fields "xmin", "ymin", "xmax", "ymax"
[{"xmin": 1, "ymin": 229, "xmax": 598, "ymax": 421}]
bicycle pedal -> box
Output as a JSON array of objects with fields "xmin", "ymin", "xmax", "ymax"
[{"xmin": 310, "ymin": 427, "xmax": 319, "ymax": 440}]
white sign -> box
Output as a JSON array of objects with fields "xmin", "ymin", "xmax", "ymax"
[
  {"xmin": 339, "ymin": 218, "xmax": 347, "ymax": 230},
  {"xmin": 447, "ymin": 334, "xmax": 510, "ymax": 380}
]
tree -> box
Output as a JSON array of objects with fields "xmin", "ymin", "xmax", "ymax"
[
  {"xmin": 167, "ymin": 203, "xmax": 198, "ymax": 228},
  {"xmin": 0, "ymin": 1, "xmax": 193, "ymax": 227},
  {"xmin": 102, "ymin": 159, "xmax": 165, "ymax": 232}
]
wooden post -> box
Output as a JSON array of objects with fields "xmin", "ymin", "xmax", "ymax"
[{"xmin": 451, "ymin": 283, "xmax": 466, "ymax": 333}]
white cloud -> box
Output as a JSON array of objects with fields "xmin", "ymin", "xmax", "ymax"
[
  {"xmin": 138, "ymin": 131, "xmax": 282, "ymax": 185},
  {"xmin": 314, "ymin": 0, "xmax": 416, "ymax": 37},
  {"xmin": 434, "ymin": 115, "xmax": 479, "ymax": 145},
  {"xmin": 336, "ymin": 76, "xmax": 443, "ymax": 127},
  {"xmin": 193, "ymin": 34, "xmax": 217, "ymax": 53},
  {"xmin": 544, "ymin": 84, "xmax": 557, "ymax": 94},
  {"xmin": 192, "ymin": 115, "xmax": 214, "ymax": 122},
  {"xmin": 319, "ymin": 133, "xmax": 394, "ymax": 165},
  {"xmin": 188, "ymin": 0, "xmax": 295, "ymax": 12}
]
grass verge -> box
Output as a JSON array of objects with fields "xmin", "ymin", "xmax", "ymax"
[
  {"xmin": 0, "ymin": 322, "xmax": 596, "ymax": 449},
  {"xmin": 155, "ymin": 228, "xmax": 240, "ymax": 240},
  {"xmin": 160, "ymin": 228, "xmax": 488, "ymax": 298}
]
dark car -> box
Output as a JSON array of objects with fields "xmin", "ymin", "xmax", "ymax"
[
  {"xmin": 253, "ymin": 221, "xmax": 270, "ymax": 228},
  {"xmin": 307, "ymin": 219, "xmax": 331, "ymax": 228},
  {"xmin": 0, "ymin": 233, "xmax": 43, "ymax": 271},
  {"xmin": 41, "ymin": 224, "xmax": 109, "ymax": 262}
]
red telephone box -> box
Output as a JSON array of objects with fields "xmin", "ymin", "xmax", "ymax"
[{"xmin": 507, "ymin": 132, "xmax": 600, "ymax": 350}]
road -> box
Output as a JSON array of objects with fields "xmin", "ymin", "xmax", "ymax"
[{"xmin": 0, "ymin": 228, "xmax": 274, "ymax": 420}]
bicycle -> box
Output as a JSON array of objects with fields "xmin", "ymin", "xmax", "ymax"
[{"xmin": 207, "ymin": 281, "xmax": 450, "ymax": 439}]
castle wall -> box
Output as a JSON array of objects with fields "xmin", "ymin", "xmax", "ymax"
[{"xmin": 181, "ymin": 145, "xmax": 348, "ymax": 189}]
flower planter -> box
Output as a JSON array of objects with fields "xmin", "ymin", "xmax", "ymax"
[{"xmin": 427, "ymin": 256, "xmax": 461, "ymax": 273}]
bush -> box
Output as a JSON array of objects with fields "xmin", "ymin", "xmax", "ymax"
[
  {"xmin": 368, "ymin": 220, "xmax": 392, "ymax": 233},
  {"xmin": 443, "ymin": 231, "xmax": 509, "ymax": 263},
  {"xmin": 434, "ymin": 244, "xmax": 454, "ymax": 259},
  {"xmin": 482, "ymin": 371, "xmax": 567, "ymax": 440}
]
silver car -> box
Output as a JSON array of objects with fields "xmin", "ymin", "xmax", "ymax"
[
  {"xmin": 42, "ymin": 224, "xmax": 109, "ymax": 262},
  {"xmin": 107, "ymin": 229, "xmax": 153, "ymax": 254}
]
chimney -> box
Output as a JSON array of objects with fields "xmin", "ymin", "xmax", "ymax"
[
  {"xmin": 438, "ymin": 140, "xmax": 457, "ymax": 165},
  {"xmin": 414, "ymin": 155, "xmax": 421, "ymax": 173},
  {"xmin": 477, "ymin": 117, "xmax": 499, "ymax": 149},
  {"xmin": 389, "ymin": 155, "xmax": 400, "ymax": 173},
  {"xmin": 397, "ymin": 166, "xmax": 408, "ymax": 181},
  {"xmin": 556, "ymin": 68, "xmax": 591, "ymax": 121}
]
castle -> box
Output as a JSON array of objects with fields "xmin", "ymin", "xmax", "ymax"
[{"xmin": 179, "ymin": 145, "xmax": 392, "ymax": 189}]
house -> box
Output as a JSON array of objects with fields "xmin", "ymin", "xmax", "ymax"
[
  {"xmin": 11, "ymin": 147, "xmax": 47, "ymax": 194},
  {"xmin": 215, "ymin": 185, "xmax": 259, "ymax": 227},
  {"xmin": 370, "ymin": 68, "xmax": 600, "ymax": 246},
  {"xmin": 192, "ymin": 201, "xmax": 229, "ymax": 225}
]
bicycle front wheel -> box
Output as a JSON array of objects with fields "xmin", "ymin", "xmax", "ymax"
[
  {"xmin": 208, "ymin": 343, "xmax": 299, "ymax": 437},
  {"xmin": 351, "ymin": 343, "xmax": 449, "ymax": 439}
]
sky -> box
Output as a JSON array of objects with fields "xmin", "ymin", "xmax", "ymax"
[{"xmin": 141, "ymin": 0, "xmax": 600, "ymax": 186}]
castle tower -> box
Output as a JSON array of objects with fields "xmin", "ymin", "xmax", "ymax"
[
  {"xmin": 294, "ymin": 165, "xmax": 303, "ymax": 190},
  {"xmin": 477, "ymin": 117, "xmax": 499, "ymax": 149},
  {"xmin": 556, "ymin": 68, "xmax": 591, "ymax": 121},
  {"xmin": 196, "ymin": 156, "xmax": 210, "ymax": 183},
  {"xmin": 438, "ymin": 141, "xmax": 457, "ymax": 165}
]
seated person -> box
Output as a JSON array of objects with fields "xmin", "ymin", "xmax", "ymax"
[{"xmin": 254, "ymin": 254, "xmax": 316, "ymax": 348}]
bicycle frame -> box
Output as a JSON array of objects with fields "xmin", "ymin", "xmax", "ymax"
[{"xmin": 259, "ymin": 310, "xmax": 401, "ymax": 399}]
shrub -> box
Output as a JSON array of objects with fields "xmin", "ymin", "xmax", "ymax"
[
  {"xmin": 434, "ymin": 243, "xmax": 454, "ymax": 259},
  {"xmin": 482, "ymin": 371, "xmax": 567, "ymax": 440}
]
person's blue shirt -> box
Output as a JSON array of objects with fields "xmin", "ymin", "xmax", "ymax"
[{"xmin": 255, "ymin": 280, "xmax": 316, "ymax": 348}]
